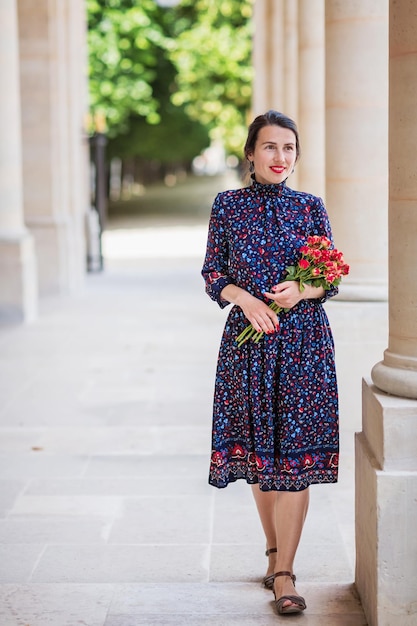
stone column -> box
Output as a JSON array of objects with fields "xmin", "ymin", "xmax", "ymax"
[
  {"xmin": 283, "ymin": 0, "xmax": 298, "ymax": 119},
  {"xmin": 325, "ymin": 0, "xmax": 388, "ymax": 300},
  {"xmin": 297, "ymin": 0, "xmax": 325, "ymax": 198},
  {"xmin": 64, "ymin": 0, "xmax": 89, "ymax": 289},
  {"xmin": 0, "ymin": 0, "xmax": 37, "ymax": 322},
  {"xmin": 282, "ymin": 0, "xmax": 299, "ymax": 189},
  {"xmin": 355, "ymin": 2, "xmax": 417, "ymax": 624},
  {"xmin": 17, "ymin": 0, "xmax": 88, "ymax": 295},
  {"xmin": 252, "ymin": 0, "xmax": 284, "ymax": 115}
]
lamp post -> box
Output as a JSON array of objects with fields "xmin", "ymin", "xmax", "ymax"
[{"xmin": 87, "ymin": 112, "xmax": 107, "ymax": 272}]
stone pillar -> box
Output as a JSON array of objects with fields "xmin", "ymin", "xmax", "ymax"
[
  {"xmin": 0, "ymin": 0, "xmax": 37, "ymax": 323},
  {"xmin": 355, "ymin": 2, "xmax": 417, "ymax": 624},
  {"xmin": 64, "ymin": 0, "xmax": 89, "ymax": 288},
  {"xmin": 17, "ymin": 0, "xmax": 88, "ymax": 295},
  {"xmin": 325, "ymin": 1, "xmax": 388, "ymax": 300},
  {"xmin": 283, "ymin": 0, "xmax": 298, "ymax": 119},
  {"xmin": 252, "ymin": 0, "xmax": 284, "ymax": 115},
  {"xmin": 283, "ymin": 0, "xmax": 298, "ymax": 190},
  {"xmin": 297, "ymin": 0, "xmax": 325, "ymax": 198}
]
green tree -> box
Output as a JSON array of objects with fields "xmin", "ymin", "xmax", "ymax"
[
  {"xmin": 87, "ymin": 0, "xmax": 253, "ymax": 164},
  {"xmin": 87, "ymin": 0, "xmax": 168, "ymax": 133},
  {"xmin": 168, "ymin": 0, "xmax": 254, "ymax": 155}
]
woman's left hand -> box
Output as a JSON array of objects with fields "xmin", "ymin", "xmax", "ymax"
[
  {"xmin": 264, "ymin": 280, "xmax": 326, "ymax": 308},
  {"xmin": 263, "ymin": 280, "xmax": 304, "ymax": 309}
]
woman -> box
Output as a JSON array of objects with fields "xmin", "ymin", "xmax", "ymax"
[{"xmin": 201, "ymin": 110, "xmax": 339, "ymax": 615}]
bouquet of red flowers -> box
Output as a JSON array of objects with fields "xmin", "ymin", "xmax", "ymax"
[{"xmin": 236, "ymin": 235, "xmax": 349, "ymax": 347}]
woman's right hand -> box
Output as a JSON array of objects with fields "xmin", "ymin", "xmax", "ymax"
[{"xmin": 220, "ymin": 285, "xmax": 279, "ymax": 334}]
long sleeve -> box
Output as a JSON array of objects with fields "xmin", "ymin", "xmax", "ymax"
[
  {"xmin": 308, "ymin": 197, "xmax": 339, "ymax": 302},
  {"xmin": 201, "ymin": 193, "xmax": 235, "ymax": 308}
]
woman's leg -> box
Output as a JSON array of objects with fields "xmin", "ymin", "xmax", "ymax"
[
  {"xmin": 251, "ymin": 485, "xmax": 310, "ymax": 607},
  {"xmin": 251, "ymin": 485, "xmax": 278, "ymax": 579},
  {"xmin": 273, "ymin": 488, "xmax": 310, "ymax": 608}
]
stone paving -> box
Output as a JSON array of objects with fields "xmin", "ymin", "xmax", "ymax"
[{"xmin": 0, "ymin": 176, "xmax": 388, "ymax": 625}]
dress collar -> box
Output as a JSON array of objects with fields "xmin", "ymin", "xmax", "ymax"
[{"xmin": 250, "ymin": 174, "xmax": 287, "ymax": 195}]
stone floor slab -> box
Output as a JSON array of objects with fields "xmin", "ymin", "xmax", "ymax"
[
  {"xmin": 31, "ymin": 545, "xmax": 210, "ymax": 583},
  {"xmin": 9, "ymin": 494, "xmax": 123, "ymax": 518},
  {"xmin": 0, "ymin": 544, "xmax": 45, "ymax": 583},
  {"xmin": 84, "ymin": 453, "xmax": 208, "ymax": 478},
  {"xmin": 0, "ymin": 583, "xmax": 115, "ymax": 626},
  {"xmin": 0, "ymin": 517, "xmax": 110, "ymax": 544},
  {"xmin": 104, "ymin": 582, "xmax": 365, "ymax": 625},
  {"xmin": 0, "ymin": 453, "xmax": 89, "ymax": 479},
  {"xmin": 108, "ymin": 495, "xmax": 212, "ymax": 544}
]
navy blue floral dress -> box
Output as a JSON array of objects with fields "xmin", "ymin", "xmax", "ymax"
[{"xmin": 202, "ymin": 179, "xmax": 339, "ymax": 491}]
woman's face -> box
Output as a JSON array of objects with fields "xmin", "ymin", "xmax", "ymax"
[{"xmin": 248, "ymin": 125, "xmax": 297, "ymax": 185}]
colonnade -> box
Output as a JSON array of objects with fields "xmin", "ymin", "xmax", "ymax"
[
  {"xmin": 0, "ymin": 0, "xmax": 88, "ymax": 323},
  {"xmin": 253, "ymin": 1, "xmax": 416, "ymax": 624}
]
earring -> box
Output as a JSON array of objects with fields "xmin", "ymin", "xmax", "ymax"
[{"xmin": 249, "ymin": 160, "xmax": 254, "ymax": 173}]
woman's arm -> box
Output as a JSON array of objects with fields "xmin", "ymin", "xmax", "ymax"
[{"xmin": 221, "ymin": 284, "xmax": 279, "ymax": 334}]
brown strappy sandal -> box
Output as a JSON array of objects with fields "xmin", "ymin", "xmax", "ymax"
[
  {"xmin": 262, "ymin": 547, "xmax": 277, "ymax": 590},
  {"xmin": 273, "ymin": 571, "xmax": 307, "ymax": 614}
]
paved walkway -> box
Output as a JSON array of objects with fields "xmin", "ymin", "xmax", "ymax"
[{"xmin": 0, "ymin": 175, "xmax": 387, "ymax": 625}]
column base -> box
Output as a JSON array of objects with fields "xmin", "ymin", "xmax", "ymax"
[
  {"xmin": 26, "ymin": 214, "xmax": 85, "ymax": 296},
  {"xmin": 372, "ymin": 359, "xmax": 417, "ymax": 400},
  {"xmin": 0, "ymin": 231, "xmax": 38, "ymax": 323},
  {"xmin": 335, "ymin": 282, "xmax": 388, "ymax": 302},
  {"xmin": 356, "ymin": 380, "xmax": 417, "ymax": 626}
]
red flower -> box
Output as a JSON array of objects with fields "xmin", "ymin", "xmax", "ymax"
[
  {"xmin": 310, "ymin": 249, "xmax": 322, "ymax": 260},
  {"xmin": 236, "ymin": 237, "xmax": 349, "ymax": 346}
]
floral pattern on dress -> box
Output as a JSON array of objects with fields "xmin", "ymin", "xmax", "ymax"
[{"xmin": 202, "ymin": 180, "xmax": 339, "ymax": 491}]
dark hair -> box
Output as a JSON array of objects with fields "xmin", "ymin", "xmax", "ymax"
[{"xmin": 244, "ymin": 110, "xmax": 301, "ymax": 162}]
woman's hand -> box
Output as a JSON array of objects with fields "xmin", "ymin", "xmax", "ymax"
[
  {"xmin": 220, "ymin": 285, "xmax": 279, "ymax": 334},
  {"xmin": 264, "ymin": 280, "xmax": 325, "ymax": 308}
]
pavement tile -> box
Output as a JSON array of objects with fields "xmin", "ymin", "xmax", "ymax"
[
  {"xmin": 31, "ymin": 545, "xmax": 210, "ymax": 583},
  {"xmin": 0, "ymin": 517, "xmax": 111, "ymax": 544},
  {"xmin": 84, "ymin": 453, "xmax": 208, "ymax": 478},
  {"xmin": 0, "ymin": 544, "xmax": 45, "ymax": 583},
  {"xmin": 108, "ymin": 495, "xmax": 213, "ymax": 544},
  {"xmin": 0, "ymin": 480, "xmax": 27, "ymax": 517},
  {"xmin": 0, "ymin": 453, "xmax": 89, "ymax": 479},
  {"xmin": 105, "ymin": 617, "xmax": 366, "ymax": 626},
  {"xmin": 9, "ymin": 495, "xmax": 123, "ymax": 517},
  {"xmin": 105, "ymin": 582, "xmax": 365, "ymax": 624},
  {"xmin": 0, "ymin": 583, "xmax": 115, "ymax": 626}
]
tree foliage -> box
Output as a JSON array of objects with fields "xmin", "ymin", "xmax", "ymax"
[
  {"xmin": 87, "ymin": 0, "xmax": 254, "ymax": 160},
  {"xmin": 168, "ymin": 0, "xmax": 254, "ymax": 154},
  {"xmin": 87, "ymin": 0, "xmax": 167, "ymax": 132}
]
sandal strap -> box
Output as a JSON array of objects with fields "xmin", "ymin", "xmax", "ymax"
[
  {"xmin": 275, "ymin": 594, "xmax": 306, "ymax": 612},
  {"xmin": 265, "ymin": 547, "xmax": 278, "ymax": 557},
  {"xmin": 274, "ymin": 570, "xmax": 296, "ymax": 584}
]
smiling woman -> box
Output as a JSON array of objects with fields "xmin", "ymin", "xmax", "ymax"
[{"xmin": 201, "ymin": 109, "xmax": 341, "ymax": 617}]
